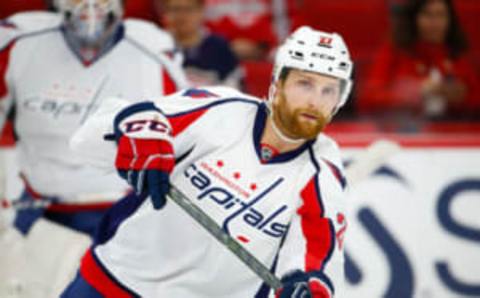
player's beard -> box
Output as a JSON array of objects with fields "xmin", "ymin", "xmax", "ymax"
[{"xmin": 272, "ymin": 90, "xmax": 330, "ymax": 140}]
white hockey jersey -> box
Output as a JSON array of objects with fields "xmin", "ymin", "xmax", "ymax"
[
  {"xmin": 0, "ymin": 12, "xmax": 187, "ymax": 202},
  {"xmin": 72, "ymin": 86, "xmax": 348, "ymax": 297}
]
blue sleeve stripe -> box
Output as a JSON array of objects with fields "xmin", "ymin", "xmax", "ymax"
[{"xmin": 164, "ymin": 97, "xmax": 259, "ymax": 118}]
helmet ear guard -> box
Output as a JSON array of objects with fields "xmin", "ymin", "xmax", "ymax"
[{"xmin": 271, "ymin": 26, "xmax": 354, "ymax": 111}]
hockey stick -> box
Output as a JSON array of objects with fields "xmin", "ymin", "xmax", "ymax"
[
  {"xmin": 166, "ymin": 139, "xmax": 401, "ymax": 291},
  {"xmin": 344, "ymin": 139, "xmax": 401, "ymax": 184},
  {"xmin": 167, "ymin": 185, "xmax": 284, "ymax": 289},
  {"xmin": 0, "ymin": 139, "xmax": 401, "ymax": 290}
]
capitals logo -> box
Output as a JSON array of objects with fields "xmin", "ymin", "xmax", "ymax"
[{"xmin": 184, "ymin": 161, "xmax": 289, "ymax": 242}]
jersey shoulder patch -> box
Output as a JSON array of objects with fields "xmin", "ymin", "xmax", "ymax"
[
  {"xmin": 1, "ymin": 11, "xmax": 61, "ymax": 49},
  {"xmin": 189, "ymin": 86, "xmax": 261, "ymax": 102},
  {"xmin": 124, "ymin": 18, "xmax": 175, "ymax": 54},
  {"xmin": 157, "ymin": 86, "xmax": 261, "ymax": 117},
  {"xmin": 8, "ymin": 11, "xmax": 61, "ymax": 35}
]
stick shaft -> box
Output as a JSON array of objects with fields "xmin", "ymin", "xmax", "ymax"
[{"xmin": 168, "ymin": 185, "xmax": 283, "ymax": 290}]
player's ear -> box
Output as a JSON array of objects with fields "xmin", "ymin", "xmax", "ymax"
[{"xmin": 268, "ymin": 84, "xmax": 277, "ymax": 101}]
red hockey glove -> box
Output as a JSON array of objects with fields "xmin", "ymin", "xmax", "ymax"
[{"xmin": 112, "ymin": 102, "xmax": 174, "ymax": 209}]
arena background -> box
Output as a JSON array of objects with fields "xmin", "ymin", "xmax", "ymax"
[{"xmin": 0, "ymin": 1, "xmax": 479, "ymax": 297}]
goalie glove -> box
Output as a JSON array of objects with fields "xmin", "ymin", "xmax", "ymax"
[
  {"xmin": 112, "ymin": 102, "xmax": 175, "ymax": 210},
  {"xmin": 276, "ymin": 270, "xmax": 333, "ymax": 298}
]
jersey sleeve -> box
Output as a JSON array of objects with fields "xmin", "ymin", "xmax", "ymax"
[
  {"xmin": 70, "ymin": 87, "xmax": 248, "ymax": 171},
  {"xmin": 151, "ymin": 87, "xmax": 250, "ymax": 156},
  {"xmin": 273, "ymin": 155, "xmax": 347, "ymax": 297}
]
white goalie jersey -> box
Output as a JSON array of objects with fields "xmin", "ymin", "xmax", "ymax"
[
  {"xmin": 72, "ymin": 86, "xmax": 348, "ymax": 297},
  {"xmin": 0, "ymin": 12, "xmax": 187, "ymax": 202}
]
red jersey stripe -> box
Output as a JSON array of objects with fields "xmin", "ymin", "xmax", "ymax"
[
  {"xmin": 167, "ymin": 108, "xmax": 208, "ymax": 136},
  {"xmin": 162, "ymin": 68, "xmax": 177, "ymax": 95},
  {"xmin": 0, "ymin": 41, "xmax": 15, "ymax": 98},
  {"xmin": 80, "ymin": 249, "xmax": 136, "ymax": 298},
  {"xmin": 298, "ymin": 177, "xmax": 334, "ymax": 272}
]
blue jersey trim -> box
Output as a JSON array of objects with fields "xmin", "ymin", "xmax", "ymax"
[
  {"xmin": 60, "ymin": 272, "xmax": 104, "ymax": 298},
  {"xmin": 93, "ymin": 192, "xmax": 148, "ymax": 246},
  {"xmin": 113, "ymin": 101, "xmax": 162, "ymax": 140},
  {"xmin": 320, "ymin": 219, "xmax": 336, "ymax": 273},
  {"xmin": 308, "ymin": 146, "xmax": 325, "ymax": 218},
  {"xmin": 164, "ymin": 97, "xmax": 260, "ymax": 118},
  {"xmin": 322, "ymin": 158, "xmax": 347, "ymax": 190}
]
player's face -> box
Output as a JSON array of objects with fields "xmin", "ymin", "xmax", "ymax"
[
  {"xmin": 416, "ymin": 0, "xmax": 450, "ymax": 44},
  {"xmin": 273, "ymin": 69, "xmax": 341, "ymax": 140},
  {"xmin": 61, "ymin": 0, "xmax": 123, "ymax": 45}
]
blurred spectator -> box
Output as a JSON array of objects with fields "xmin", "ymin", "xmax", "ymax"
[
  {"xmin": 202, "ymin": 0, "xmax": 275, "ymax": 60},
  {"xmin": 158, "ymin": 0, "xmax": 243, "ymax": 89},
  {"xmin": 201, "ymin": 0, "xmax": 303, "ymax": 60},
  {"xmin": 358, "ymin": 0, "xmax": 480, "ymax": 124}
]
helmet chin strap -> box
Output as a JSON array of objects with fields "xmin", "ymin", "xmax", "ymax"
[{"xmin": 267, "ymin": 85, "xmax": 306, "ymax": 145}]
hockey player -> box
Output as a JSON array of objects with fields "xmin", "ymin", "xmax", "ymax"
[
  {"xmin": 63, "ymin": 26, "xmax": 352, "ymax": 297},
  {"xmin": 0, "ymin": 0, "xmax": 186, "ymax": 236},
  {"xmin": 0, "ymin": 0, "xmax": 186, "ymax": 296}
]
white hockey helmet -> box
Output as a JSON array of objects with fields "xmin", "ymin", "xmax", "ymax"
[
  {"xmin": 271, "ymin": 26, "xmax": 353, "ymax": 110},
  {"xmin": 56, "ymin": 0, "xmax": 124, "ymax": 44}
]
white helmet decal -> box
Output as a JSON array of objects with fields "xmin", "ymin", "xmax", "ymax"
[{"xmin": 272, "ymin": 26, "xmax": 354, "ymax": 108}]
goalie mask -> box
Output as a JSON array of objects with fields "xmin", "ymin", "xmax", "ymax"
[
  {"xmin": 56, "ymin": 0, "xmax": 124, "ymax": 45},
  {"xmin": 269, "ymin": 26, "xmax": 353, "ymax": 114}
]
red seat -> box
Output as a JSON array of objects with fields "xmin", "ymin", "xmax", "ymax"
[
  {"xmin": 0, "ymin": 0, "xmax": 47, "ymax": 19},
  {"xmin": 324, "ymin": 121, "xmax": 379, "ymax": 134},
  {"xmin": 421, "ymin": 122, "xmax": 480, "ymax": 133},
  {"xmin": 455, "ymin": 0, "xmax": 480, "ymax": 71},
  {"xmin": 299, "ymin": 0, "xmax": 390, "ymax": 61},
  {"xmin": 241, "ymin": 61, "xmax": 273, "ymax": 99},
  {"xmin": 124, "ymin": 0, "xmax": 157, "ymax": 22}
]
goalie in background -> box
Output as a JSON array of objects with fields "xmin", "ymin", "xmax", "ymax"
[
  {"xmin": 63, "ymin": 26, "xmax": 352, "ymax": 298},
  {"xmin": 0, "ymin": 0, "xmax": 187, "ymax": 237}
]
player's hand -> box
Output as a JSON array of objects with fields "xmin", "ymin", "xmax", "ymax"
[
  {"xmin": 276, "ymin": 270, "xmax": 332, "ymax": 298},
  {"xmin": 113, "ymin": 102, "xmax": 175, "ymax": 210}
]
